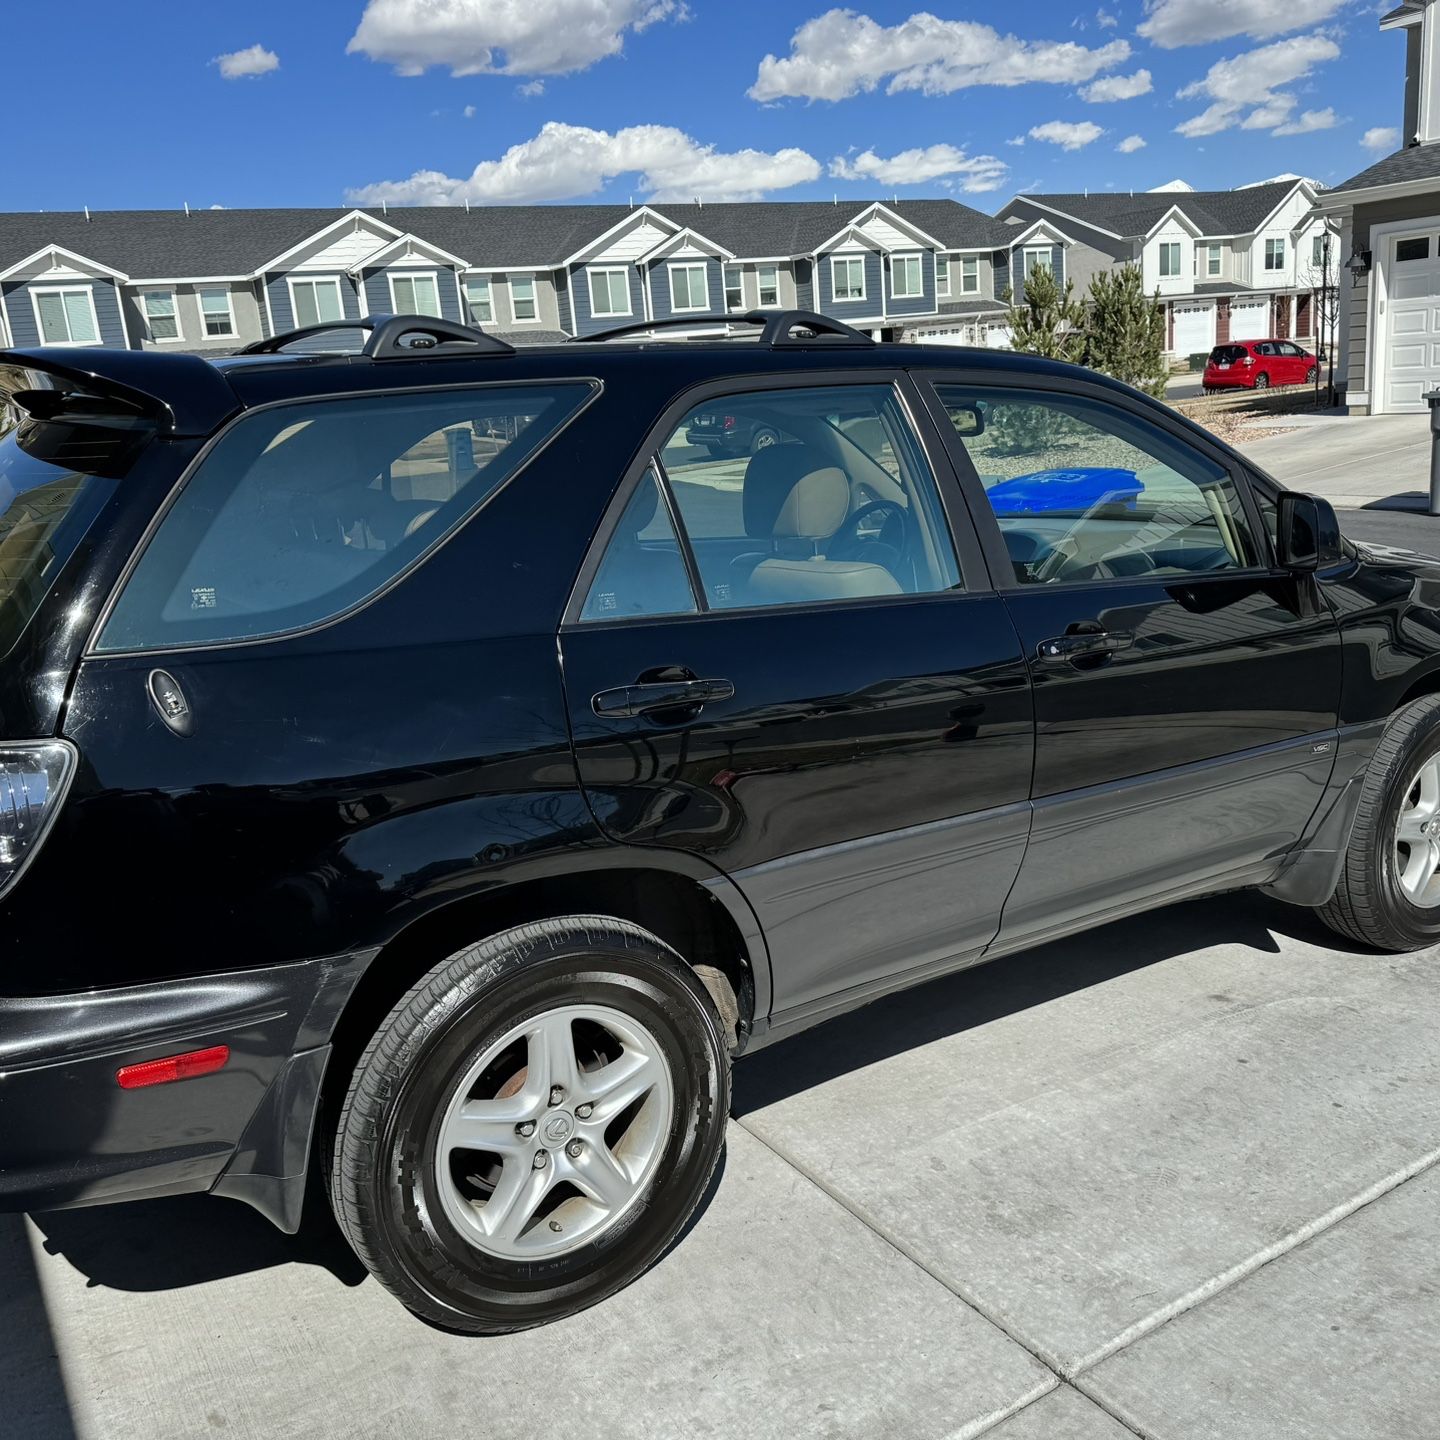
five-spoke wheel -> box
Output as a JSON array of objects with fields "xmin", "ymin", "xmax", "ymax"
[{"xmin": 1393, "ymin": 754, "xmax": 1440, "ymax": 907}]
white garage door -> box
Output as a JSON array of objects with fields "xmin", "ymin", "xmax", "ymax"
[
  {"xmin": 1171, "ymin": 302, "xmax": 1215, "ymax": 355},
  {"xmin": 1383, "ymin": 232, "xmax": 1440, "ymax": 413},
  {"xmin": 1230, "ymin": 298, "xmax": 1269, "ymax": 342}
]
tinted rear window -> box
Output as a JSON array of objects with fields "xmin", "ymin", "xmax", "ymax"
[
  {"xmin": 97, "ymin": 382, "xmax": 592, "ymax": 652},
  {"xmin": 1209, "ymin": 346, "xmax": 1248, "ymax": 363}
]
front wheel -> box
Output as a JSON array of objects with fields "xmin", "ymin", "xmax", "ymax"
[
  {"xmin": 1317, "ymin": 696, "xmax": 1440, "ymax": 951},
  {"xmin": 328, "ymin": 917, "xmax": 731, "ymax": 1332}
]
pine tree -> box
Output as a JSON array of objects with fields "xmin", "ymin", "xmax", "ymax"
[
  {"xmin": 1084, "ymin": 264, "xmax": 1168, "ymax": 398},
  {"xmin": 1005, "ymin": 262, "xmax": 1085, "ymax": 363}
]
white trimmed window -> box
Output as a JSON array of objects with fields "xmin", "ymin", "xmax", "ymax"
[
  {"xmin": 1206, "ymin": 244, "xmax": 1222, "ymax": 277},
  {"xmin": 961, "ymin": 257, "xmax": 979, "ymax": 294},
  {"xmin": 757, "ymin": 264, "xmax": 780, "ymax": 308},
  {"xmin": 588, "ymin": 267, "xmax": 631, "ymax": 319},
  {"xmin": 723, "ymin": 264, "xmax": 744, "ymax": 311},
  {"xmin": 936, "ymin": 255, "xmax": 950, "ymax": 296},
  {"xmin": 289, "ymin": 276, "xmax": 344, "ymax": 328},
  {"xmin": 891, "ymin": 253, "xmax": 923, "ymax": 299},
  {"xmin": 1311, "ymin": 234, "xmax": 1328, "ymax": 269},
  {"xmin": 509, "ymin": 275, "xmax": 538, "ymax": 323},
  {"xmin": 388, "ymin": 272, "xmax": 442, "ymax": 317},
  {"xmin": 1264, "ymin": 238, "xmax": 1286, "ymax": 271},
  {"xmin": 669, "ymin": 262, "xmax": 709, "ymax": 313},
  {"xmin": 1158, "ymin": 242, "xmax": 1182, "ymax": 278},
  {"xmin": 33, "ymin": 287, "xmax": 100, "ymax": 346},
  {"xmin": 199, "ymin": 288, "xmax": 236, "ymax": 338},
  {"xmin": 464, "ymin": 277, "xmax": 493, "ymax": 325},
  {"xmin": 1023, "ymin": 247, "xmax": 1053, "ymax": 278},
  {"xmin": 142, "ymin": 290, "xmax": 181, "ymax": 342},
  {"xmin": 831, "ymin": 255, "xmax": 866, "ymax": 302}
]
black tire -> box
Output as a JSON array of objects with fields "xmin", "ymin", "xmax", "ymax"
[
  {"xmin": 1305, "ymin": 365, "xmax": 1318, "ymax": 383},
  {"xmin": 749, "ymin": 426, "xmax": 779, "ymax": 455},
  {"xmin": 1317, "ymin": 696, "xmax": 1440, "ymax": 950},
  {"xmin": 329, "ymin": 917, "xmax": 730, "ymax": 1332},
  {"xmin": 1253, "ymin": 372, "xmax": 1270, "ymax": 390}
]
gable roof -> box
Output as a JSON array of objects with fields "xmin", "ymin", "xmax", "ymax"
[{"xmin": 1014, "ymin": 180, "xmax": 1304, "ymax": 238}]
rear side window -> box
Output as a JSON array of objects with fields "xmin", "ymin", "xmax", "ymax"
[{"xmin": 97, "ymin": 383, "xmax": 591, "ymax": 651}]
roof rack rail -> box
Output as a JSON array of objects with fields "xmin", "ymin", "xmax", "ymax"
[
  {"xmin": 238, "ymin": 313, "xmax": 515, "ymax": 359},
  {"xmin": 572, "ymin": 309, "xmax": 875, "ymax": 348}
]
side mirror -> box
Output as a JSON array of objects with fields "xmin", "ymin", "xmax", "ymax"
[
  {"xmin": 946, "ymin": 403, "xmax": 986, "ymax": 436},
  {"xmin": 1276, "ymin": 491, "xmax": 1343, "ymax": 572}
]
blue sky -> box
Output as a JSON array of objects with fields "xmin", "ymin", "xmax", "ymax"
[{"xmin": 4, "ymin": 1, "xmax": 1407, "ymax": 213}]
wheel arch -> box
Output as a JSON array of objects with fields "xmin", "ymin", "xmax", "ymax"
[{"xmin": 1395, "ymin": 663, "xmax": 1440, "ymax": 712}]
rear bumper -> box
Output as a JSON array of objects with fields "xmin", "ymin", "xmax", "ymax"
[
  {"xmin": 0, "ymin": 948, "xmax": 373, "ymax": 1231},
  {"xmin": 1203, "ymin": 371, "xmax": 1252, "ymax": 389}
]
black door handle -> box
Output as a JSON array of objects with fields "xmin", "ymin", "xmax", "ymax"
[
  {"xmin": 1036, "ymin": 631, "xmax": 1134, "ymax": 664},
  {"xmin": 591, "ymin": 676, "xmax": 735, "ymax": 719}
]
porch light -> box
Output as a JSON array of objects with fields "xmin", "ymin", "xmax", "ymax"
[{"xmin": 1346, "ymin": 246, "xmax": 1372, "ymax": 283}]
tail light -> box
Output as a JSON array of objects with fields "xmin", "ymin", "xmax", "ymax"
[
  {"xmin": 0, "ymin": 741, "xmax": 76, "ymax": 898},
  {"xmin": 1241, "ymin": 355, "xmax": 1254, "ymax": 366},
  {"xmin": 722, "ymin": 415, "xmax": 736, "ymax": 430}
]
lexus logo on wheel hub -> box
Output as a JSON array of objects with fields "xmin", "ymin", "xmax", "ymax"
[{"xmin": 543, "ymin": 1113, "xmax": 575, "ymax": 1144}]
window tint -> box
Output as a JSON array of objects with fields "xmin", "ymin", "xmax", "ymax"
[
  {"xmin": 579, "ymin": 467, "xmax": 697, "ymax": 621},
  {"xmin": 1210, "ymin": 345, "xmax": 1247, "ymax": 364},
  {"xmin": 98, "ymin": 384, "xmax": 591, "ymax": 652},
  {"xmin": 935, "ymin": 385, "xmax": 1258, "ymax": 586},
  {"xmin": 658, "ymin": 385, "xmax": 961, "ymax": 611}
]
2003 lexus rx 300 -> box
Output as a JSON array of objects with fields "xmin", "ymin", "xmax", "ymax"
[{"xmin": 2, "ymin": 310, "xmax": 1438, "ymax": 1333}]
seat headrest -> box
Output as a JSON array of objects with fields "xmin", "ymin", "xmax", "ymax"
[
  {"xmin": 624, "ymin": 474, "xmax": 659, "ymax": 537},
  {"xmin": 742, "ymin": 445, "xmax": 849, "ymax": 539}
]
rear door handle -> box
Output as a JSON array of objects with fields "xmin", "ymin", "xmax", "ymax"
[
  {"xmin": 1036, "ymin": 631, "xmax": 1134, "ymax": 664},
  {"xmin": 591, "ymin": 676, "xmax": 735, "ymax": 719}
]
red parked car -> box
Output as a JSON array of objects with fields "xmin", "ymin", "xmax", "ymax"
[{"xmin": 1203, "ymin": 339, "xmax": 1320, "ymax": 392}]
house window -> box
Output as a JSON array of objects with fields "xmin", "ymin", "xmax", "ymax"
[
  {"xmin": 1023, "ymin": 247, "xmax": 1053, "ymax": 279},
  {"xmin": 891, "ymin": 253, "xmax": 924, "ymax": 299},
  {"xmin": 1207, "ymin": 244, "xmax": 1222, "ymax": 277},
  {"xmin": 961, "ymin": 258, "xmax": 980, "ymax": 294},
  {"xmin": 464, "ymin": 277, "xmax": 493, "ymax": 325},
  {"xmin": 509, "ymin": 275, "xmax": 538, "ymax": 323},
  {"xmin": 388, "ymin": 272, "xmax": 442, "ymax": 318},
  {"xmin": 723, "ymin": 265, "xmax": 744, "ymax": 311},
  {"xmin": 289, "ymin": 276, "xmax": 345, "ymax": 328},
  {"xmin": 587, "ymin": 267, "xmax": 631, "ymax": 319},
  {"xmin": 669, "ymin": 263, "xmax": 709, "ymax": 313},
  {"xmin": 1311, "ymin": 234, "xmax": 1329, "ymax": 270},
  {"xmin": 1158, "ymin": 242, "xmax": 1182, "ymax": 278},
  {"xmin": 936, "ymin": 256, "xmax": 950, "ymax": 296},
  {"xmin": 142, "ymin": 290, "xmax": 180, "ymax": 342},
  {"xmin": 199, "ymin": 288, "xmax": 236, "ymax": 338},
  {"xmin": 831, "ymin": 255, "xmax": 866, "ymax": 301},
  {"xmin": 757, "ymin": 264, "xmax": 780, "ymax": 308},
  {"xmin": 1265, "ymin": 239, "xmax": 1286, "ymax": 271},
  {"xmin": 33, "ymin": 287, "xmax": 100, "ymax": 345}
]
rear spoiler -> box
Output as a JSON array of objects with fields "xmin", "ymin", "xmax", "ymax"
[{"xmin": 0, "ymin": 347, "xmax": 241, "ymax": 437}]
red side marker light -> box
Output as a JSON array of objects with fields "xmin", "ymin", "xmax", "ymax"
[{"xmin": 117, "ymin": 1045, "xmax": 230, "ymax": 1090}]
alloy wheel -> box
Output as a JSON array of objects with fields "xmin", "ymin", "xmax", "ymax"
[{"xmin": 1394, "ymin": 753, "xmax": 1440, "ymax": 907}]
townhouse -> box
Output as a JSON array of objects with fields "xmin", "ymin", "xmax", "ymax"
[
  {"xmin": 0, "ymin": 198, "xmax": 1017, "ymax": 355},
  {"xmin": 995, "ymin": 179, "xmax": 1338, "ymax": 359}
]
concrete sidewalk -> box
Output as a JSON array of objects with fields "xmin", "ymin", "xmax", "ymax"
[
  {"xmin": 6, "ymin": 892, "xmax": 1439, "ymax": 1440},
  {"xmin": 1237, "ymin": 411, "xmax": 1432, "ymax": 509}
]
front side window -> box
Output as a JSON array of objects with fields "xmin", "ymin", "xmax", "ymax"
[
  {"xmin": 588, "ymin": 267, "xmax": 631, "ymax": 319},
  {"xmin": 936, "ymin": 256, "xmax": 950, "ymax": 295},
  {"xmin": 289, "ymin": 277, "xmax": 345, "ymax": 328},
  {"xmin": 464, "ymin": 277, "xmax": 493, "ymax": 325},
  {"xmin": 509, "ymin": 275, "xmax": 538, "ymax": 323},
  {"xmin": 961, "ymin": 257, "xmax": 980, "ymax": 294},
  {"xmin": 640, "ymin": 384, "xmax": 961, "ymax": 613},
  {"xmin": 34, "ymin": 287, "xmax": 99, "ymax": 346},
  {"xmin": 1159, "ymin": 242, "xmax": 1182, "ymax": 278},
  {"xmin": 669, "ymin": 263, "xmax": 709, "ymax": 313},
  {"xmin": 935, "ymin": 384, "xmax": 1258, "ymax": 586},
  {"xmin": 1265, "ymin": 238, "xmax": 1286, "ymax": 271},
  {"xmin": 389, "ymin": 273, "xmax": 442, "ymax": 317},
  {"xmin": 98, "ymin": 383, "xmax": 593, "ymax": 652},
  {"xmin": 723, "ymin": 265, "xmax": 744, "ymax": 311},
  {"xmin": 891, "ymin": 253, "xmax": 923, "ymax": 299},
  {"xmin": 757, "ymin": 265, "xmax": 780, "ymax": 308},
  {"xmin": 831, "ymin": 256, "xmax": 866, "ymax": 301},
  {"xmin": 199, "ymin": 288, "xmax": 236, "ymax": 337},
  {"xmin": 142, "ymin": 290, "xmax": 180, "ymax": 342}
]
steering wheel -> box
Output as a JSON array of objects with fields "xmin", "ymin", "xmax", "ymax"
[{"xmin": 826, "ymin": 499, "xmax": 910, "ymax": 573}]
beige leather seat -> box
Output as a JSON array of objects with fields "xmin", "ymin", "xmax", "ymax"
[{"xmin": 737, "ymin": 444, "xmax": 902, "ymax": 606}]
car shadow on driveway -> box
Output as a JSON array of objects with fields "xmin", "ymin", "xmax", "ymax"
[{"xmin": 1, "ymin": 1213, "xmax": 78, "ymax": 1440}]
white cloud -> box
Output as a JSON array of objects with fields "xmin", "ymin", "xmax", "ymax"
[
  {"xmin": 1028, "ymin": 119, "xmax": 1104, "ymax": 150},
  {"xmin": 348, "ymin": 0, "xmax": 681, "ymax": 77},
  {"xmin": 517, "ymin": 79, "xmax": 545, "ymax": 96},
  {"xmin": 749, "ymin": 11, "xmax": 1130, "ymax": 102},
  {"xmin": 1081, "ymin": 68, "xmax": 1152, "ymax": 102},
  {"xmin": 1116, "ymin": 134, "xmax": 1147, "ymax": 153},
  {"xmin": 1096, "ymin": 8, "xmax": 1118, "ymax": 28},
  {"xmin": 830, "ymin": 144, "xmax": 1008, "ymax": 191},
  {"xmin": 1272, "ymin": 106, "xmax": 1337, "ymax": 136},
  {"xmin": 463, "ymin": 104, "xmax": 477, "ymax": 118},
  {"xmin": 1175, "ymin": 33, "xmax": 1339, "ymax": 137},
  {"xmin": 1361, "ymin": 125, "xmax": 1400, "ymax": 153},
  {"xmin": 214, "ymin": 44, "xmax": 279, "ymax": 80},
  {"xmin": 1006, "ymin": 134, "xmax": 1027, "ymax": 146},
  {"xmin": 1138, "ymin": 0, "xmax": 1346, "ymax": 48},
  {"xmin": 347, "ymin": 121, "xmax": 821, "ymax": 205}
]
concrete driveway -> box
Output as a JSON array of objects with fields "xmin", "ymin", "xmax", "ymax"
[{"xmin": 6, "ymin": 892, "xmax": 1439, "ymax": 1440}]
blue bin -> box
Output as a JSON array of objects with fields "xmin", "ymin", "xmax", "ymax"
[{"xmin": 986, "ymin": 467, "xmax": 1143, "ymax": 514}]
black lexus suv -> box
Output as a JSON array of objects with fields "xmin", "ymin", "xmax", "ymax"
[{"xmin": 2, "ymin": 309, "xmax": 1438, "ymax": 1334}]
